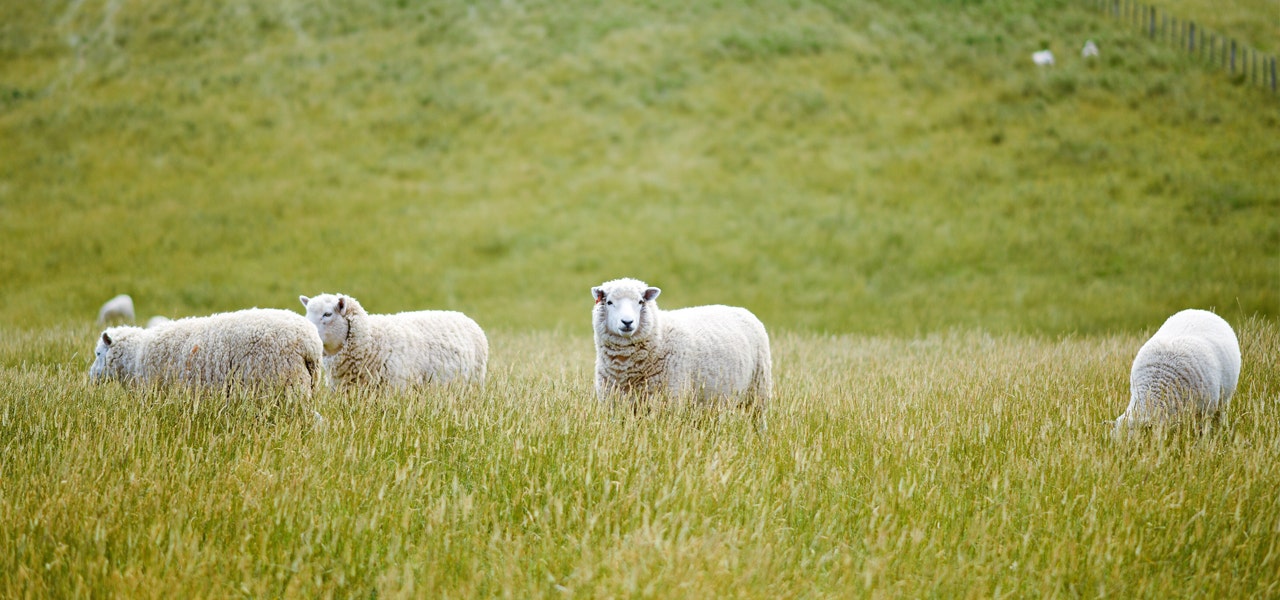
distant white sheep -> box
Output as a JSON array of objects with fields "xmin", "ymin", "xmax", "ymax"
[
  {"xmin": 96, "ymin": 294, "xmax": 135, "ymax": 324},
  {"xmin": 90, "ymin": 308, "xmax": 323, "ymax": 397},
  {"xmin": 591, "ymin": 278, "xmax": 772, "ymax": 415},
  {"xmin": 146, "ymin": 316, "xmax": 171, "ymax": 328},
  {"xmin": 299, "ymin": 293, "xmax": 488, "ymax": 391},
  {"xmin": 1081, "ymin": 40, "xmax": 1100, "ymax": 59},
  {"xmin": 1115, "ymin": 309, "xmax": 1241, "ymax": 431},
  {"xmin": 1032, "ymin": 49, "xmax": 1055, "ymax": 67}
]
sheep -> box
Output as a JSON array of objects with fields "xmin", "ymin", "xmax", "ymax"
[
  {"xmin": 1081, "ymin": 39, "xmax": 1100, "ymax": 59},
  {"xmin": 299, "ymin": 293, "xmax": 488, "ymax": 391},
  {"xmin": 146, "ymin": 316, "xmax": 172, "ymax": 328},
  {"xmin": 591, "ymin": 277, "xmax": 772, "ymax": 417},
  {"xmin": 90, "ymin": 308, "xmax": 323, "ymax": 398},
  {"xmin": 1032, "ymin": 49, "xmax": 1055, "ymax": 67},
  {"xmin": 96, "ymin": 294, "xmax": 135, "ymax": 324},
  {"xmin": 1114, "ymin": 309, "xmax": 1241, "ymax": 432}
]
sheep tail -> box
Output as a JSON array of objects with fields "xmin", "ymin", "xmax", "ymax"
[{"xmin": 305, "ymin": 353, "xmax": 321, "ymax": 393}]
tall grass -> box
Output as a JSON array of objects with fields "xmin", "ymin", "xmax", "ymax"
[{"xmin": 2, "ymin": 320, "xmax": 1278, "ymax": 596}]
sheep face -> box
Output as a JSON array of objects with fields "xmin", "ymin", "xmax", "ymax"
[
  {"xmin": 90, "ymin": 327, "xmax": 139, "ymax": 382},
  {"xmin": 593, "ymin": 279, "xmax": 660, "ymax": 338},
  {"xmin": 300, "ymin": 294, "xmax": 351, "ymax": 355}
]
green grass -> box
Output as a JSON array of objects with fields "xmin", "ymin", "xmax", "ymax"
[
  {"xmin": 3, "ymin": 321, "xmax": 1280, "ymax": 597},
  {"xmin": 1, "ymin": 0, "xmax": 1277, "ymax": 334},
  {"xmin": 2, "ymin": 0, "xmax": 1279, "ymax": 596},
  {"xmin": 1148, "ymin": 0, "xmax": 1279, "ymax": 54}
]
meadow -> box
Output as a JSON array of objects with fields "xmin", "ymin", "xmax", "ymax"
[
  {"xmin": 2, "ymin": 0, "xmax": 1279, "ymax": 596},
  {"xmin": 4, "ymin": 321, "xmax": 1280, "ymax": 597}
]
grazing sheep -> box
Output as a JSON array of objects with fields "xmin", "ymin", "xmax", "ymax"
[
  {"xmin": 1115, "ymin": 309, "xmax": 1241, "ymax": 431},
  {"xmin": 90, "ymin": 308, "xmax": 323, "ymax": 398},
  {"xmin": 1032, "ymin": 49, "xmax": 1055, "ymax": 66},
  {"xmin": 591, "ymin": 278, "xmax": 772, "ymax": 415},
  {"xmin": 299, "ymin": 293, "xmax": 488, "ymax": 391},
  {"xmin": 1081, "ymin": 39, "xmax": 1100, "ymax": 59},
  {"xmin": 96, "ymin": 294, "xmax": 135, "ymax": 324}
]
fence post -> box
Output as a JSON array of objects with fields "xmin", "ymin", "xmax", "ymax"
[{"xmin": 1230, "ymin": 39, "xmax": 1236, "ymax": 74}]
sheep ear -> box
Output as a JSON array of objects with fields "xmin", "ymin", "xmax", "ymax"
[
  {"xmin": 101, "ymin": 332, "xmax": 113, "ymax": 346},
  {"xmin": 643, "ymin": 287, "xmax": 661, "ymax": 302},
  {"xmin": 337, "ymin": 297, "xmax": 347, "ymax": 315},
  {"xmin": 593, "ymin": 287, "xmax": 607, "ymax": 305},
  {"xmin": 299, "ymin": 295, "xmax": 310, "ymax": 308}
]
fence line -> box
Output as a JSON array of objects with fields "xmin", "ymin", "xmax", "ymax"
[{"xmin": 1093, "ymin": 0, "xmax": 1277, "ymax": 94}]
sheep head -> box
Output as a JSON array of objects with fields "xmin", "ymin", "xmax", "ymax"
[
  {"xmin": 300, "ymin": 293, "xmax": 359, "ymax": 356},
  {"xmin": 592, "ymin": 278, "xmax": 660, "ymax": 339},
  {"xmin": 90, "ymin": 326, "xmax": 143, "ymax": 383}
]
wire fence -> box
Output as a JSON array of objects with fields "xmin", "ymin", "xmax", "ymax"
[{"xmin": 1092, "ymin": 0, "xmax": 1278, "ymax": 94}]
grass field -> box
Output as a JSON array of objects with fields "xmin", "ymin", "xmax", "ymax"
[
  {"xmin": 3, "ymin": 321, "xmax": 1280, "ymax": 597},
  {"xmin": 2, "ymin": 0, "xmax": 1279, "ymax": 596}
]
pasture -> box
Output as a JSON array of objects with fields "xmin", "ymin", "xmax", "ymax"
[
  {"xmin": 2, "ymin": 0, "xmax": 1278, "ymax": 596},
  {"xmin": 4, "ymin": 322, "xmax": 1280, "ymax": 597}
]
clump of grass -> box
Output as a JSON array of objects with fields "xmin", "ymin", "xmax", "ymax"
[{"xmin": 3, "ymin": 320, "xmax": 1278, "ymax": 596}]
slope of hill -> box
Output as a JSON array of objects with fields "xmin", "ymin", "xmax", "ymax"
[{"xmin": 1, "ymin": 0, "xmax": 1276, "ymax": 333}]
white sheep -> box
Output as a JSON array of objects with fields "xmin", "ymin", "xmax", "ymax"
[
  {"xmin": 591, "ymin": 277, "xmax": 772, "ymax": 414},
  {"xmin": 1081, "ymin": 40, "xmax": 1100, "ymax": 59},
  {"xmin": 1115, "ymin": 309, "xmax": 1241, "ymax": 431},
  {"xmin": 96, "ymin": 294, "xmax": 135, "ymax": 324},
  {"xmin": 90, "ymin": 308, "xmax": 323, "ymax": 397},
  {"xmin": 1032, "ymin": 49, "xmax": 1055, "ymax": 67},
  {"xmin": 146, "ymin": 315, "xmax": 172, "ymax": 328},
  {"xmin": 299, "ymin": 293, "xmax": 488, "ymax": 391}
]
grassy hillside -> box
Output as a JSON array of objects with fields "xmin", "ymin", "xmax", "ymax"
[
  {"xmin": 3, "ymin": 321, "xmax": 1279, "ymax": 597},
  {"xmin": 1, "ymin": 0, "xmax": 1277, "ymax": 335},
  {"xmin": 3, "ymin": 3, "xmax": 1279, "ymax": 595},
  {"xmin": 1150, "ymin": 0, "xmax": 1279, "ymax": 54}
]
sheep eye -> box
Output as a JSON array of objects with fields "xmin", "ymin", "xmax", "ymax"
[
  {"xmin": 606, "ymin": 301, "xmax": 612, "ymax": 306},
  {"xmin": 323, "ymin": 312, "xmax": 332, "ymax": 318}
]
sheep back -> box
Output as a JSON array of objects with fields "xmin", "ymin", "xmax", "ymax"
[
  {"xmin": 328, "ymin": 307, "xmax": 488, "ymax": 390},
  {"xmin": 658, "ymin": 305, "xmax": 773, "ymax": 403},
  {"xmin": 373, "ymin": 310, "xmax": 488, "ymax": 386},
  {"xmin": 1117, "ymin": 309, "xmax": 1241, "ymax": 428},
  {"xmin": 97, "ymin": 294, "xmax": 135, "ymax": 324},
  {"xmin": 140, "ymin": 309, "xmax": 322, "ymax": 397}
]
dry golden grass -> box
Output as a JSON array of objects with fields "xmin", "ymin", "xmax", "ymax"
[{"xmin": 2, "ymin": 319, "xmax": 1277, "ymax": 597}]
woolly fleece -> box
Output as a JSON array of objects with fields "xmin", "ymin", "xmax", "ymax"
[
  {"xmin": 97, "ymin": 294, "xmax": 135, "ymax": 325},
  {"xmin": 1116, "ymin": 308, "xmax": 1241, "ymax": 429},
  {"xmin": 90, "ymin": 308, "xmax": 323, "ymax": 397},
  {"xmin": 300, "ymin": 293, "xmax": 488, "ymax": 391},
  {"xmin": 591, "ymin": 277, "xmax": 772, "ymax": 410}
]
